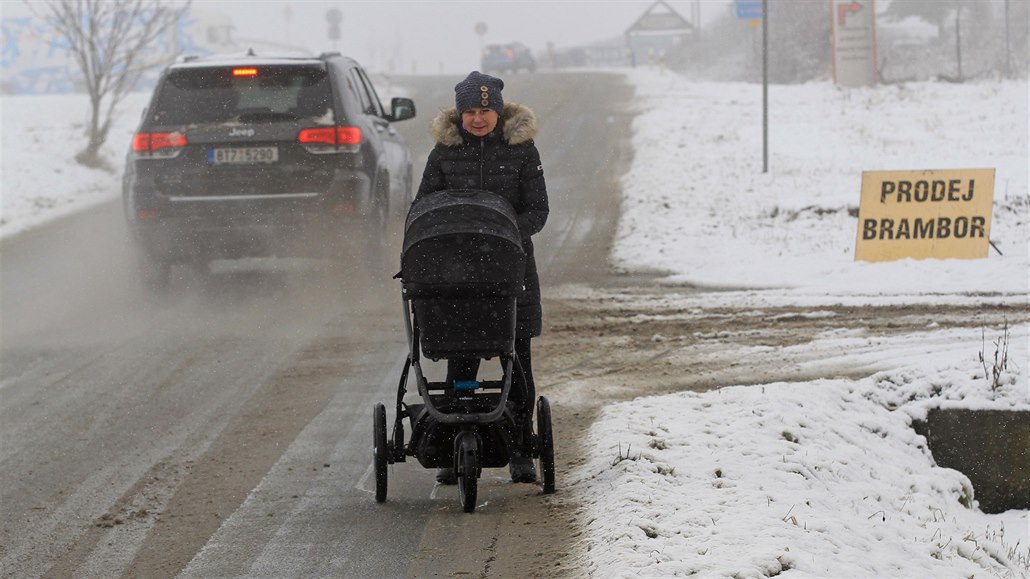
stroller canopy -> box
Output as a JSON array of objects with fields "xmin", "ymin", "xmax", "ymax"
[{"xmin": 401, "ymin": 190, "xmax": 525, "ymax": 290}]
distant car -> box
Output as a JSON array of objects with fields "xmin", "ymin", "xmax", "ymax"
[
  {"xmin": 481, "ymin": 43, "xmax": 537, "ymax": 74},
  {"xmin": 122, "ymin": 51, "xmax": 416, "ymax": 291}
]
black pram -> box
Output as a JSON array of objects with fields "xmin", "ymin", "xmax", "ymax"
[{"xmin": 371, "ymin": 189, "xmax": 556, "ymax": 512}]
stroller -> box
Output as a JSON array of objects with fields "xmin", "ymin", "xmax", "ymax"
[{"xmin": 372, "ymin": 189, "xmax": 556, "ymax": 512}]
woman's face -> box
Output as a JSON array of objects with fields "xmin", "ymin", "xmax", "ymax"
[{"xmin": 461, "ymin": 107, "xmax": 499, "ymax": 137}]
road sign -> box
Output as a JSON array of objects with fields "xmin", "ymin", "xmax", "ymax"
[
  {"xmin": 735, "ymin": 0, "xmax": 762, "ymax": 20},
  {"xmin": 831, "ymin": 0, "xmax": 877, "ymax": 87}
]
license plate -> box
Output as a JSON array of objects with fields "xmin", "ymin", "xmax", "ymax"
[{"xmin": 209, "ymin": 146, "xmax": 278, "ymax": 165}]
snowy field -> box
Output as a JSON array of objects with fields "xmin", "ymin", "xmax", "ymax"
[
  {"xmin": 563, "ymin": 70, "xmax": 1029, "ymax": 577},
  {"xmin": 0, "ymin": 92, "xmax": 151, "ymax": 237},
  {"xmin": 1, "ymin": 70, "xmax": 1028, "ymax": 577},
  {"xmin": 612, "ymin": 72, "xmax": 1028, "ymax": 298}
]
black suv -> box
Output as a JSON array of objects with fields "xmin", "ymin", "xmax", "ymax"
[{"xmin": 123, "ymin": 51, "xmax": 416, "ymax": 290}]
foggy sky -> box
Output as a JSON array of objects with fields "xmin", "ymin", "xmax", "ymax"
[{"xmin": 196, "ymin": 0, "xmax": 732, "ymax": 75}]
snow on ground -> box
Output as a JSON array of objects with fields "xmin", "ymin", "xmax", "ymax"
[
  {"xmin": 612, "ymin": 73, "xmax": 1028, "ymax": 297},
  {"xmin": 2, "ymin": 70, "xmax": 1028, "ymax": 577},
  {"xmin": 571, "ymin": 326, "xmax": 1028, "ymax": 578},
  {"xmin": 567, "ymin": 69, "xmax": 1029, "ymax": 577},
  {"xmin": 0, "ymin": 93, "xmax": 151, "ymax": 237}
]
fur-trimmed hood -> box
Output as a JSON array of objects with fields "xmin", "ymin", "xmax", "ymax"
[{"xmin": 429, "ymin": 102, "xmax": 538, "ymax": 147}]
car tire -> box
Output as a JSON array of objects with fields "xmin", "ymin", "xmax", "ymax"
[
  {"xmin": 392, "ymin": 167, "xmax": 412, "ymax": 218},
  {"xmin": 362, "ymin": 174, "xmax": 390, "ymax": 279},
  {"xmin": 401, "ymin": 167, "xmax": 413, "ymax": 217},
  {"xmin": 373, "ymin": 173, "xmax": 389, "ymax": 234}
]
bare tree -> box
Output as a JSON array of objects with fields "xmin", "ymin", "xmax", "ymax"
[{"xmin": 29, "ymin": 0, "xmax": 190, "ymax": 168}]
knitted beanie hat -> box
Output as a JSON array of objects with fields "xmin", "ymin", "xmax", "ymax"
[{"xmin": 454, "ymin": 71, "xmax": 504, "ymax": 114}]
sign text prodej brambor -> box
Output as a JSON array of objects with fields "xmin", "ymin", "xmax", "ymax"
[{"xmin": 855, "ymin": 169, "xmax": 995, "ymax": 262}]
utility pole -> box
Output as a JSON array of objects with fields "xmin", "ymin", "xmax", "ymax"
[
  {"xmin": 955, "ymin": 2, "xmax": 963, "ymax": 80},
  {"xmin": 327, "ymin": 9, "xmax": 342, "ymax": 52},
  {"xmin": 475, "ymin": 22, "xmax": 487, "ymax": 60},
  {"xmin": 1005, "ymin": 0, "xmax": 1012, "ymax": 78},
  {"xmin": 762, "ymin": 0, "xmax": 768, "ymax": 174},
  {"xmin": 693, "ymin": 0, "xmax": 701, "ymax": 41},
  {"xmin": 283, "ymin": 5, "xmax": 292, "ymax": 47}
]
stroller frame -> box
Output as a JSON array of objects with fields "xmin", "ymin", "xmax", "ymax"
[{"xmin": 371, "ymin": 189, "xmax": 555, "ymax": 513}]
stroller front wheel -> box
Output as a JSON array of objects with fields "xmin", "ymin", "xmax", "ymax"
[{"xmin": 455, "ymin": 432, "xmax": 479, "ymax": 513}]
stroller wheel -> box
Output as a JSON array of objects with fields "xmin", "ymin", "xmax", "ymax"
[
  {"xmin": 537, "ymin": 397, "xmax": 556, "ymax": 494},
  {"xmin": 456, "ymin": 432, "xmax": 479, "ymax": 513},
  {"xmin": 373, "ymin": 403, "xmax": 388, "ymax": 502}
]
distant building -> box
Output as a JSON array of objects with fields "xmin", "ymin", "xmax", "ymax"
[
  {"xmin": 548, "ymin": 0, "xmax": 694, "ymax": 70},
  {"xmin": 624, "ymin": 0, "xmax": 694, "ymax": 67}
]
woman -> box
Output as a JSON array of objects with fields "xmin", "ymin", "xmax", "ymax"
[{"xmin": 415, "ymin": 71, "xmax": 549, "ymax": 484}]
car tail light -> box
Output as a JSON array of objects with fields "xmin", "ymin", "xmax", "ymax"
[
  {"xmin": 132, "ymin": 131, "xmax": 187, "ymax": 158},
  {"xmin": 232, "ymin": 67, "xmax": 258, "ymax": 77},
  {"xmin": 297, "ymin": 126, "xmax": 362, "ymax": 153}
]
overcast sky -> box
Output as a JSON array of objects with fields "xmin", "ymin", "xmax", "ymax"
[{"xmin": 193, "ymin": 0, "xmax": 733, "ymax": 74}]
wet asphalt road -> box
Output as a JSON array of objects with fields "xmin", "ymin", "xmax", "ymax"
[{"xmin": 0, "ymin": 72, "xmax": 635, "ymax": 578}]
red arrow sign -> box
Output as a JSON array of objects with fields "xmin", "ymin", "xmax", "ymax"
[{"xmin": 838, "ymin": 1, "xmax": 863, "ymax": 26}]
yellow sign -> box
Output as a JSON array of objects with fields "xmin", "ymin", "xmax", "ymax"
[{"xmin": 855, "ymin": 169, "xmax": 995, "ymax": 262}]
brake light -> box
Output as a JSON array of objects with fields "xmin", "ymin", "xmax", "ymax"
[
  {"xmin": 233, "ymin": 67, "xmax": 258, "ymax": 77},
  {"xmin": 506, "ymin": 49, "xmax": 514, "ymax": 57},
  {"xmin": 132, "ymin": 131, "xmax": 187, "ymax": 157},
  {"xmin": 297, "ymin": 126, "xmax": 362, "ymax": 153},
  {"xmin": 335, "ymin": 127, "xmax": 362, "ymax": 145},
  {"xmin": 297, "ymin": 127, "xmax": 362, "ymax": 145}
]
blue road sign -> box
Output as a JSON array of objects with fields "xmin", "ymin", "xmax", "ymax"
[{"xmin": 735, "ymin": 0, "xmax": 762, "ymax": 20}]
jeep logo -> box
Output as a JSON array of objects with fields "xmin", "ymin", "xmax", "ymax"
[{"xmin": 229, "ymin": 127, "xmax": 255, "ymax": 137}]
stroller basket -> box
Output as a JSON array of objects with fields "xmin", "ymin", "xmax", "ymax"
[{"xmin": 401, "ymin": 190, "xmax": 525, "ymax": 359}]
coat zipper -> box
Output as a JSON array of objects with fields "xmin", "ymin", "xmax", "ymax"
[{"xmin": 479, "ymin": 138, "xmax": 485, "ymax": 188}]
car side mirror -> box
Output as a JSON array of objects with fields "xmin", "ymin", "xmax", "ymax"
[{"xmin": 388, "ymin": 97, "xmax": 416, "ymax": 122}]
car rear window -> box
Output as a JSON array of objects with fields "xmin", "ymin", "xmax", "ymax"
[{"xmin": 149, "ymin": 65, "xmax": 334, "ymax": 126}]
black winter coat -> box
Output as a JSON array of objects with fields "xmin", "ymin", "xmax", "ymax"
[{"xmin": 415, "ymin": 103, "xmax": 549, "ymax": 336}]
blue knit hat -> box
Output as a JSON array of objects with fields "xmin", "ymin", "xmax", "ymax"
[{"xmin": 454, "ymin": 71, "xmax": 504, "ymax": 114}]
